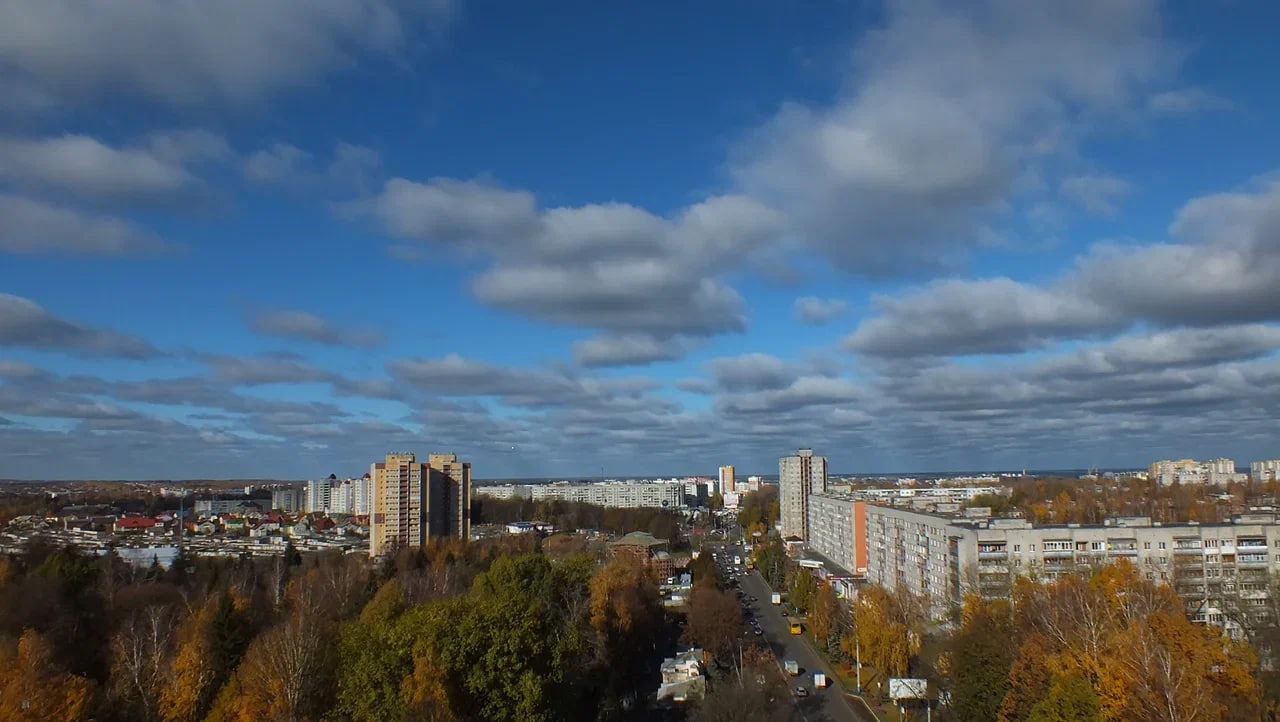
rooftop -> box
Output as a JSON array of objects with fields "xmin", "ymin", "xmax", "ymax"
[{"xmin": 610, "ymin": 531, "xmax": 668, "ymax": 547}]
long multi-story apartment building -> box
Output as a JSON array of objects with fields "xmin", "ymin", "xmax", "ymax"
[
  {"xmin": 780, "ymin": 449, "xmax": 826, "ymax": 540},
  {"xmin": 805, "ymin": 491, "xmax": 867, "ymax": 575},
  {"xmin": 1253, "ymin": 460, "xmax": 1280, "ymax": 482},
  {"xmin": 529, "ymin": 481, "xmax": 685, "ymax": 509},
  {"xmin": 369, "ymin": 452, "xmax": 471, "ymax": 557},
  {"xmin": 865, "ymin": 505, "xmax": 1280, "ymax": 637}
]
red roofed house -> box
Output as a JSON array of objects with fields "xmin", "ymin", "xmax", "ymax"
[{"xmin": 114, "ymin": 516, "xmax": 159, "ymax": 534}]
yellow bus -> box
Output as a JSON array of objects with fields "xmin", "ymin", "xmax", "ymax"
[{"xmin": 789, "ymin": 621, "xmax": 802, "ymax": 635}]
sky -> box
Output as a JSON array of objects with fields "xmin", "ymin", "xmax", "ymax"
[{"xmin": 2, "ymin": 0, "xmax": 1279, "ymax": 480}]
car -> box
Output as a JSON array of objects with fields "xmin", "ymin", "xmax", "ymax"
[
  {"xmin": 749, "ymin": 596, "xmax": 757, "ymax": 602},
  {"xmin": 754, "ymin": 628, "xmax": 763, "ymax": 636},
  {"xmin": 794, "ymin": 687, "xmax": 808, "ymax": 698},
  {"xmin": 781, "ymin": 610, "xmax": 789, "ymax": 617}
]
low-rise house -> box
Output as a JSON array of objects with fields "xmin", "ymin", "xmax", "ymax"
[
  {"xmin": 657, "ymin": 648, "xmax": 706, "ymax": 702},
  {"xmin": 114, "ymin": 517, "xmax": 159, "ymax": 534}
]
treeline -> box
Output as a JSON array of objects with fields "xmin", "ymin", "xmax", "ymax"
[
  {"xmin": 979, "ymin": 476, "xmax": 1280, "ymax": 525},
  {"xmin": 0, "ymin": 534, "xmax": 677, "ymax": 721},
  {"xmin": 472, "ymin": 496, "xmax": 682, "ymax": 543}
]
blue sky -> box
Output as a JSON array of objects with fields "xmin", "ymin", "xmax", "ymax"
[{"xmin": 2, "ymin": 0, "xmax": 1280, "ymax": 480}]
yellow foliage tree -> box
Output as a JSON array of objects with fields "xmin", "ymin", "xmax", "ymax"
[{"xmin": 0, "ymin": 629, "xmax": 94, "ymax": 721}]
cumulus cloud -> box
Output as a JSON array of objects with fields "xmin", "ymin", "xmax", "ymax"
[
  {"xmin": 197, "ymin": 352, "xmax": 337, "ymax": 386},
  {"xmin": 0, "ymin": 132, "xmax": 227, "ymax": 203},
  {"xmin": 359, "ymin": 177, "xmax": 783, "ymax": 338},
  {"xmin": 793, "ymin": 296, "xmax": 848, "ymax": 323},
  {"xmin": 573, "ymin": 334, "xmax": 690, "ymax": 368},
  {"xmin": 0, "ymin": 194, "xmax": 173, "ymax": 255},
  {"xmin": 844, "ymin": 278, "xmax": 1120, "ymax": 357},
  {"xmin": 1073, "ymin": 178, "xmax": 1280, "ymax": 327},
  {"xmin": 730, "ymin": 0, "xmax": 1171, "ymax": 274},
  {"xmin": 0, "ymin": 293, "xmax": 160, "ymax": 358},
  {"xmin": 248, "ymin": 309, "xmax": 382, "ymax": 347},
  {"xmin": 0, "ymin": 0, "xmax": 457, "ymax": 106}
]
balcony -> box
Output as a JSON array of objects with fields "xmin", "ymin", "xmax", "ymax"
[
  {"xmin": 1174, "ymin": 547, "xmax": 1205, "ymax": 554},
  {"xmin": 978, "ymin": 550, "xmax": 1008, "ymax": 559},
  {"xmin": 1043, "ymin": 549, "xmax": 1074, "ymax": 558}
]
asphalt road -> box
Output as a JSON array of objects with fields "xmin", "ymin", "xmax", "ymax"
[{"xmin": 718, "ymin": 550, "xmax": 878, "ymax": 722}]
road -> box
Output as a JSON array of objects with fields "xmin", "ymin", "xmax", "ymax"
[{"xmin": 718, "ymin": 548, "xmax": 878, "ymax": 722}]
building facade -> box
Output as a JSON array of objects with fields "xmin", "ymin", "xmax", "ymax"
[
  {"xmin": 806, "ymin": 492, "xmax": 867, "ymax": 575},
  {"xmin": 866, "ymin": 504, "xmax": 1280, "ymax": 635},
  {"xmin": 271, "ymin": 488, "xmax": 302, "ymax": 513},
  {"xmin": 779, "ymin": 449, "xmax": 826, "ymax": 540},
  {"xmin": 306, "ymin": 478, "xmax": 333, "ymax": 514},
  {"xmin": 369, "ymin": 452, "xmax": 472, "ymax": 557},
  {"xmin": 719, "ymin": 465, "xmax": 736, "ymax": 494},
  {"xmin": 429, "ymin": 453, "xmax": 471, "ymax": 542},
  {"xmin": 529, "ymin": 481, "xmax": 685, "ymax": 509},
  {"xmin": 1253, "ymin": 460, "xmax": 1280, "ymax": 482},
  {"xmin": 1149, "ymin": 458, "xmax": 1243, "ymax": 485}
]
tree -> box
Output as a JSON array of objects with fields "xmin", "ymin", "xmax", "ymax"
[
  {"xmin": 110, "ymin": 603, "xmax": 176, "ymax": 721},
  {"xmin": 335, "ymin": 581, "xmax": 422, "ymax": 721},
  {"xmin": 1026, "ymin": 673, "xmax": 1103, "ymax": 722},
  {"xmin": 234, "ymin": 599, "xmax": 335, "ymax": 721},
  {"xmin": 684, "ymin": 583, "xmax": 746, "ymax": 670},
  {"xmin": 790, "ymin": 571, "xmax": 817, "ymax": 613},
  {"xmin": 0, "ymin": 629, "xmax": 94, "ymax": 721},
  {"xmin": 949, "ymin": 596, "xmax": 1014, "ymax": 722}
]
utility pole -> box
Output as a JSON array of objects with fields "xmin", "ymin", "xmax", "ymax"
[{"xmin": 855, "ymin": 635, "xmax": 862, "ymax": 694}]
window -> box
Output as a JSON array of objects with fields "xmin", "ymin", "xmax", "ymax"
[
  {"xmin": 1159, "ymin": 542, "xmax": 1167, "ymax": 549},
  {"xmin": 1159, "ymin": 556, "xmax": 1167, "ymax": 564},
  {"xmin": 1205, "ymin": 539, "xmax": 1219, "ymax": 548},
  {"xmin": 1144, "ymin": 541, "xmax": 1151, "ymax": 549},
  {"xmin": 1029, "ymin": 544, "xmax": 1036, "ymax": 551},
  {"xmin": 1013, "ymin": 544, "xmax": 1021, "ymax": 552},
  {"xmin": 1091, "ymin": 541, "xmax": 1104, "ymax": 550}
]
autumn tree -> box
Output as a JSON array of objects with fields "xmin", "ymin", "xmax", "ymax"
[
  {"xmin": 110, "ymin": 602, "xmax": 177, "ymax": 721},
  {"xmin": 790, "ymin": 570, "xmax": 817, "ymax": 613},
  {"xmin": 684, "ymin": 583, "xmax": 746, "ymax": 670},
  {"xmin": 0, "ymin": 629, "xmax": 94, "ymax": 721}
]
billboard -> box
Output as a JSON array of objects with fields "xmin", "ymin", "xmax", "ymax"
[{"xmin": 888, "ymin": 678, "xmax": 928, "ymax": 701}]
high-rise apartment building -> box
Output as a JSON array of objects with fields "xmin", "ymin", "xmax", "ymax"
[
  {"xmin": 369, "ymin": 452, "xmax": 471, "ymax": 557},
  {"xmin": 306, "ymin": 477, "xmax": 333, "ymax": 513},
  {"xmin": 779, "ymin": 448, "xmax": 826, "ymax": 540},
  {"xmin": 718, "ymin": 465, "xmax": 736, "ymax": 494},
  {"xmin": 429, "ymin": 452, "xmax": 471, "ymax": 542}
]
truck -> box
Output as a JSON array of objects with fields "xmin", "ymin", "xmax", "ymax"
[
  {"xmin": 771, "ymin": 592, "xmax": 781, "ymax": 605},
  {"xmin": 813, "ymin": 672, "xmax": 827, "ymax": 689},
  {"xmin": 784, "ymin": 660, "xmax": 799, "ymax": 676}
]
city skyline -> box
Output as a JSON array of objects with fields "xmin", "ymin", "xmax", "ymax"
[{"xmin": 3, "ymin": 1, "xmax": 1280, "ymax": 479}]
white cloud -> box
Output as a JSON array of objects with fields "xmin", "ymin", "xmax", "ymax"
[
  {"xmin": 0, "ymin": 293, "xmax": 159, "ymax": 358},
  {"xmin": 360, "ymin": 177, "xmax": 783, "ymax": 339},
  {"xmin": 730, "ymin": 0, "xmax": 1172, "ymax": 274},
  {"xmin": 0, "ymin": 194, "xmax": 172, "ymax": 255},
  {"xmin": 793, "ymin": 296, "xmax": 848, "ymax": 323},
  {"xmin": 0, "ymin": 0, "xmax": 457, "ymax": 106},
  {"xmin": 572, "ymin": 334, "xmax": 690, "ymax": 368},
  {"xmin": 844, "ymin": 278, "xmax": 1119, "ymax": 357},
  {"xmin": 248, "ymin": 310, "xmax": 382, "ymax": 347},
  {"xmin": 0, "ymin": 132, "xmax": 226, "ymax": 203}
]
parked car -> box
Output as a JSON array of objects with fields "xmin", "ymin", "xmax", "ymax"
[{"xmin": 795, "ymin": 686, "xmax": 809, "ymax": 698}]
